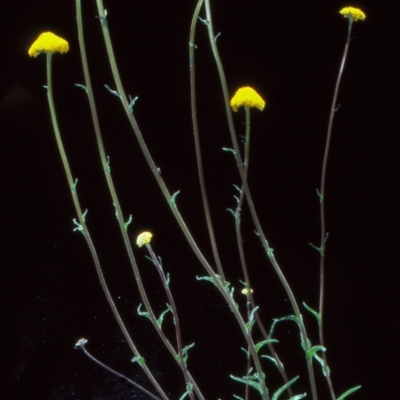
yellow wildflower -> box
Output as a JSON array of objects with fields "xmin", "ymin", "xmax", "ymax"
[
  {"xmin": 230, "ymin": 87, "xmax": 265, "ymax": 112},
  {"xmin": 28, "ymin": 32, "xmax": 69, "ymax": 57},
  {"xmin": 339, "ymin": 7, "xmax": 366, "ymax": 22},
  {"xmin": 136, "ymin": 232, "xmax": 153, "ymax": 247},
  {"xmin": 241, "ymin": 288, "xmax": 254, "ymax": 295}
]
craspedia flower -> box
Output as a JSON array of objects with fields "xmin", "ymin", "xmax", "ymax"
[
  {"xmin": 230, "ymin": 87, "xmax": 266, "ymax": 112},
  {"xmin": 28, "ymin": 32, "xmax": 69, "ymax": 57},
  {"xmin": 136, "ymin": 232, "xmax": 153, "ymax": 247},
  {"xmin": 339, "ymin": 7, "xmax": 366, "ymax": 22}
]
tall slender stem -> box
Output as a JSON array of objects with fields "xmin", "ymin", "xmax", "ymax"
[
  {"xmin": 146, "ymin": 244, "xmax": 195, "ymax": 400},
  {"xmin": 76, "ymin": 1, "xmax": 207, "ymax": 398},
  {"xmin": 202, "ymin": 1, "xmax": 318, "ymax": 398},
  {"xmin": 94, "ymin": 2, "xmax": 271, "ymax": 397},
  {"xmin": 77, "ymin": 340, "xmax": 161, "ymax": 400},
  {"xmin": 189, "ymin": 0, "xmax": 225, "ymax": 282},
  {"xmin": 45, "ymin": 49, "xmax": 169, "ymax": 400},
  {"xmin": 318, "ymin": 17, "xmax": 354, "ymax": 400},
  {"xmin": 235, "ymin": 107, "xmax": 293, "ymax": 397}
]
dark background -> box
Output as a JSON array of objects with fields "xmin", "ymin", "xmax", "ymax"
[{"xmin": 2, "ymin": 1, "xmax": 398, "ymax": 399}]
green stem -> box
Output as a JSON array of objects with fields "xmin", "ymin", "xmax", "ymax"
[
  {"xmin": 45, "ymin": 50, "xmax": 168, "ymax": 400},
  {"xmin": 235, "ymin": 107, "xmax": 293, "ymax": 398},
  {"xmin": 94, "ymin": 1, "xmax": 270, "ymax": 396},
  {"xmin": 189, "ymin": 0, "xmax": 225, "ymax": 282},
  {"xmin": 318, "ymin": 17, "xmax": 354, "ymax": 400},
  {"xmin": 77, "ymin": 340, "xmax": 161, "ymax": 400},
  {"xmin": 202, "ymin": 1, "xmax": 317, "ymax": 398},
  {"xmin": 75, "ymin": 1, "xmax": 189, "ymax": 398},
  {"xmin": 146, "ymin": 244, "xmax": 195, "ymax": 400}
]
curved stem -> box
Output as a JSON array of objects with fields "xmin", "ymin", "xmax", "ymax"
[
  {"xmin": 189, "ymin": 0, "xmax": 225, "ymax": 282},
  {"xmin": 202, "ymin": 1, "xmax": 318, "ymax": 399},
  {"xmin": 318, "ymin": 17, "xmax": 354, "ymax": 400},
  {"xmin": 76, "ymin": 1, "xmax": 206, "ymax": 398},
  {"xmin": 45, "ymin": 49, "xmax": 169, "ymax": 400},
  {"xmin": 94, "ymin": 2, "xmax": 270, "ymax": 397},
  {"xmin": 146, "ymin": 244, "xmax": 195, "ymax": 400},
  {"xmin": 76, "ymin": 340, "xmax": 161, "ymax": 400}
]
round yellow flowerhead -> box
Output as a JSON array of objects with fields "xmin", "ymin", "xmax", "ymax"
[
  {"xmin": 136, "ymin": 231, "xmax": 153, "ymax": 247},
  {"xmin": 339, "ymin": 7, "xmax": 366, "ymax": 22},
  {"xmin": 28, "ymin": 32, "xmax": 69, "ymax": 57},
  {"xmin": 230, "ymin": 87, "xmax": 266, "ymax": 112},
  {"xmin": 241, "ymin": 288, "xmax": 254, "ymax": 295}
]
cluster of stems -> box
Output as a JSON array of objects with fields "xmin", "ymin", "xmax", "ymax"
[{"xmin": 37, "ymin": 1, "xmax": 363, "ymax": 399}]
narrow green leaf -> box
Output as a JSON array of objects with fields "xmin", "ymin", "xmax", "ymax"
[
  {"xmin": 271, "ymin": 376, "xmax": 299, "ymax": 400},
  {"xmin": 309, "ymin": 242, "xmax": 324, "ymax": 256},
  {"xmin": 131, "ymin": 356, "xmax": 145, "ymax": 365},
  {"xmin": 240, "ymin": 347, "xmax": 249, "ymax": 357},
  {"xmin": 124, "ymin": 214, "xmax": 132, "ymax": 231},
  {"xmin": 137, "ymin": 304, "xmax": 151, "ymax": 320},
  {"xmin": 260, "ymin": 355, "xmax": 279, "ymax": 367},
  {"xmin": 303, "ymin": 302, "xmax": 322, "ymax": 326},
  {"xmin": 288, "ymin": 394, "xmax": 307, "ymax": 400},
  {"xmin": 74, "ymin": 83, "xmax": 88, "ymax": 93},
  {"xmin": 176, "ymin": 343, "xmax": 195, "ymax": 366},
  {"xmin": 337, "ymin": 385, "xmax": 361, "ymax": 400},
  {"xmin": 245, "ymin": 306, "xmax": 259, "ymax": 332},
  {"xmin": 157, "ymin": 304, "xmax": 172, "ymax": 328},
  {"xmin": 314, "ymin": 354, "xmax": 330, "ymax": 377},
  {"xmin": 170, "ymin": 190, "xmax": 180, "ymax": 207},
  {"xmin": 196, "ymin": 275, "xmax": 214, "ymax": 284},
  {"xmin": 222, "ymin": 147, "xmax": 236, "ymax": 155},
  {"xmin": 230, "ymin": 375, "xmax": 262, "ymax": 395},
  {"xmin": 255, "ymin": 338, "xmax": 279, "ymax": 353},
  {"xmin": 306, "ymin": 345, "xmax": 326, "ymax": 361}
]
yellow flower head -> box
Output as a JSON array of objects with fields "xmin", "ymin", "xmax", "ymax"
[
  {"xmin": 339, "ymin": 7, "xmax": 366, "ymax": 22},
  {"xmin": 230, "ymin": 87, "xmax": 266, "ymax": 112},
  {"xmin": 28, "ymin": 32, "xmax": 69, "ymax": 57},
  {"xmin": 241, "ymin": 288, "xmax": 254, "ymax": 295},
  {"xmin": 136, "ymin": 232, "xmax": 153, "ymax": 247}
]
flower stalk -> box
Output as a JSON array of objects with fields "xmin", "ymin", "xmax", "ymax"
[{"xmin": 317, "ymin": 8, "xmax": 366, "ymax": 400}]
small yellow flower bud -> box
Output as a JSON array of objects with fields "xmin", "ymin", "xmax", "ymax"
[
  {"xmin": 230, "ymin": 87, "xmax": 266, "ymax": 112},
  {"xmin": 136, "ymin": 232, "xmax": 153, "ymax": 247},
  {"xmin": 28, "ymin": 32, "xmax": 69, "ymax": 58},
  {"xmin": 241, "ymin": 288, "xmax": 254, "ymax": 295},
  {"xmin": 339, "ymin": 7, "xmax": 366, "ymax": 22}
]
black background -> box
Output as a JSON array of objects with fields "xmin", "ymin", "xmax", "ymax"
[{"xmin": 2, "ymin": 1, "xmax": 398, "ymax": 399}]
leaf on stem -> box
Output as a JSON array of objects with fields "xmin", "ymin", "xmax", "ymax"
[
  {"xmin": 74, "ymin": 83, "xmax": 88, "ymax": 93},
  {"xmin": 303, "ymin": 302, "xmax": 322, "ymax": 326},
  {"xmin": 337, "ymin": 385, "xmax": 362, "ymax": 400},
  {"xmin": 175, "ymin": 343, "xmax": 195, "ymax": 366},
  {"xmin": 137, "ymin": 303, "xmax": 151, "ymax": 320},
  {"xmin": 170, "ymin": 190, "xmax": 181, "ymax": 207},
  {"xmin": 157, "ymin": 304, "xmax": 172, "ymax": 329},
  {"xmin": 254, "ymin": 338, "xmax": 279, "ymax": 353},
  {"xmin": 306, "ymin": 345, "xmax": 326, "ymax": 361},
  {"xmin": 230, "ymin": 372, "xmax": 265, "ymax": 395},
  {"xmin": 131, "ymin": 356, "xmax": 146, "ymax": 366},
  {"xmin": 222, "ymin": 147, "xmax": 236, "ymax": 155},
  {"xmin": 271, "ymin": 376, "xmax": 300, "ymax": 400}
]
